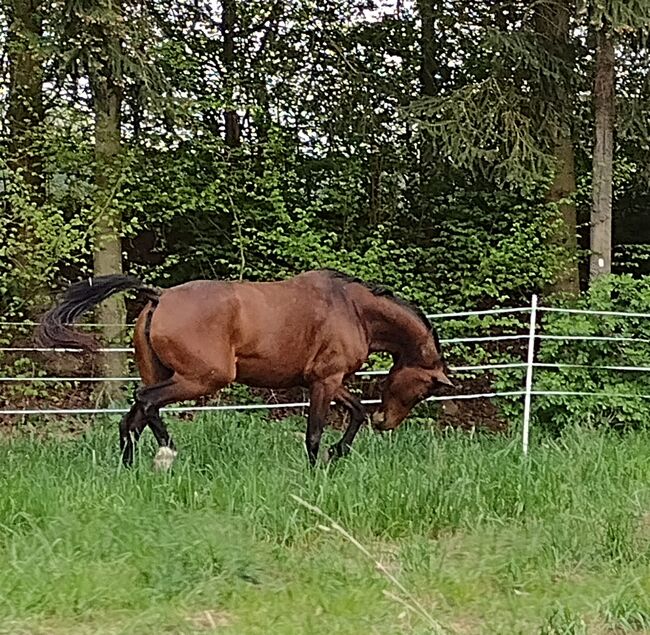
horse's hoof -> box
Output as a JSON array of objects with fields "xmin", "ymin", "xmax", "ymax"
[
  {"xmin": 153, "ymin": 446, "xmax": 177, "ymax": 471},
  {"xmin": 326, "ymin": 445, "xmax": 344, "ymax": 464}
]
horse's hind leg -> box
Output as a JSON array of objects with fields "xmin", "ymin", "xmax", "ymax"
[
  {"xmin": 129, "ymin": 373, "xmax": 230, "ymax": 469},
  {"xmin": 148, "ymin": 409, "xmax": 177, "ymax": 471},
  {"xmin": 119, "ymin": 377, "xmax": 177, "ymax": 468},
  {"xmin": 131, "ymin": 306, "xmax": 177, "ymax": 465},
  {"xmin": 148, "ymin": 410, "xmax": 174, "ymax": 449},
  {"xmin": 118, "ymin": 376, "xmax": 189, "ymax": 468},
  {"xmin": 119, "ymin": 376, "xmax": 177, "ymax": 466},
  {"xmin": 119, "ymin": 402, "xmax": 149, "ymax": 466}
]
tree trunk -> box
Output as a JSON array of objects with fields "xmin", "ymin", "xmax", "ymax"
[
  {"xmin": 534, "ymin": 0, "xmax": 579, "ymax": 295},
  {"xmin": 547, "ymin": 134, "xmax": 579, "ymax": 293},
  {"xmin": 589, "ymin": 27, "xmax": 615, "ymax": 283},
  {"xmin": 222, "ymin": 0, "xmax": 240, "ymax": 147},
  {"xmin": 416, "ymin": 0, "xmax": 439, "ymax": 209},
  {"xmin": 418, "ymin": 0, "xmax": 438, "ymax": 101},
  {"xmin": 7, "ymin": 0, "xmax": 44, "ymax": 199},
  {"xmin": 88, "ymin": 1, "xmax": 127, "ymax": 402}
]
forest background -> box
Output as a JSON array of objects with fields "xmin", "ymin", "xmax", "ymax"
[{"xmin": 2, "ymin": 0, "xmax": 650, "ymax": 414}]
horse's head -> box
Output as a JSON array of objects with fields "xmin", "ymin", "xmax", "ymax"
[{"xmin": 372, "ymin": 352, "xmax": 452, "ymax": 432}]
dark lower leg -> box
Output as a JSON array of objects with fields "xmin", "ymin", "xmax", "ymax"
[
  {"xmin": 306, "ymin": 409, "xmax": 326, "ymax": 467},
  {"xmin": 147, "ymin": 409, "xmax": 175, "ymax": 449},
  {"xmin": 306, "ymin": 381, "xmax": 338, "ymax": 466},
  {"xmin": 328, "ymin": 389, "xmax": 366, "ymax": 460},
  {"xmin": 134, "ymin": 373, "xmax": 226, "ymax": 461},
  {"xmin": 121, "ymin": 376, "xmax": 204, "ymax": 466},
  {"xmin": 329, "ymin": 417, "xmax": 363, "ymax": 459},
  {"xmin": 119, "ymin": 403, "xmax": 148, "ymax": 466}
]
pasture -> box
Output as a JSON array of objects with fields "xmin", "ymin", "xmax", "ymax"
[{"xmin": 1, "ymin": 414, "xmax": 650, "ymax": 634}]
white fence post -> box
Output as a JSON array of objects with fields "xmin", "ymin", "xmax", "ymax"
[{"xmin": 522, "ymin": 294, "xmax": 538, "ymax": 455}]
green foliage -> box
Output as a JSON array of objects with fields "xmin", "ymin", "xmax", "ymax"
[
  {"xmin": 602, "ymin": 589, "xmax": 650, "ymax": 632},
  {"xmin": 539, "ymin": 606, "xmax": 587, "ymax": 635},
  {"xmin": 408, "ymin": 77, "xmax": 559, "ymax": 190},
  {"xmin": 412, "ymin": 193, "xmax": 571, "ymax": 308},
  {"xmin": 3, "ymin": 0, "xmax": 649, "ymax": 320},
  {"xmin": 584, "ymin": 0, "xmax": 650, "ymax": 31},
  {"xmin": 495, "ymin": 275, "xmax": 650, "ymax": 432},
  {"xmin": 0, "ymin": 155, "xmax": 89, "ymax": 322},
  {"xmin": 2, "ymin": 0, "xmax": 650, "ymax": 421}
]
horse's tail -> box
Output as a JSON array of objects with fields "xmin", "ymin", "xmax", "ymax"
[{"xmin": 38, "ymin": 274, "xmax": 161, "ymax": 351}]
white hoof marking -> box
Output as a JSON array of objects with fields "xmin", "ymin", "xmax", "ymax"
[{"xmin": 153, "ymin": 446, "xmax": 177, "ymax": 471}]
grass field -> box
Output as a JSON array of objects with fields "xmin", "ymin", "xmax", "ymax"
[{"xmin": 1, "ymin": 414, "xmax": 650, "ymax": 634}]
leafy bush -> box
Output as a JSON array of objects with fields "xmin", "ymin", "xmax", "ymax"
[{"xmin": 494, "ymin": 275, "xmax": 650, "ymax": 432}]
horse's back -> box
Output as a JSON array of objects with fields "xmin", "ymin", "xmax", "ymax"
[
  {"xmin": 143, "ymin": 272, "xmax": 368, "ymax": 387},
  {"xmin": 231, "ymin": 273, "xmax": 368, "ymax": 385}
]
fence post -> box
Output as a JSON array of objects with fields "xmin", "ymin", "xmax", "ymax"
[{"xmin": 522, "ymin": 294, "xmax": 538, "ymax": 455}]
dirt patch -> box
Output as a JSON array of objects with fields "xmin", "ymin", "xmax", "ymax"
[
  {"xmin": 438, "ymin": 374, "xmax": 509, "ymax": 433},
  {"xmin": 1, "ymin": 377, "xmax": 508, "ymax": 438}
]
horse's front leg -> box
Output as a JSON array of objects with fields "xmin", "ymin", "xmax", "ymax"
[
  {"xmin": 305, "ymin": 377, "xmax": 341, "ymax": 466},
  {"xmin": 328, "ymin": 387, "xmax": 366, "ymax": 461}
]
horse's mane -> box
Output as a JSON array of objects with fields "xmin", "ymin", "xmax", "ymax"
[{"xmin": 323, "ymin": 269, "xmax": 442, "ymax": 352}]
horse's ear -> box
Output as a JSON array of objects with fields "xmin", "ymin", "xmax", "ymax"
[{"xmin": 433, "ymin": 365, "xmax": 453, "ymax": 386}]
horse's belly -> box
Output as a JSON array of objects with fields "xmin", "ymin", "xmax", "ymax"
[{"xmin": 235, "ymin": 359, "xmax": 306, "ymax": 389}]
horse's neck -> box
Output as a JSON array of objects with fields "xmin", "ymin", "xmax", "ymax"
[{"xmin": 363, "ymin": 297, "xmax": 428, "ymax": 360}]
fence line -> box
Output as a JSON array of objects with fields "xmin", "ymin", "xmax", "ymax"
[
  {"xmin": 516, "ymin": 297, "xmax": 650, "ymax": 454},
  {"xmin": 530, "ymin": 390, "xmax": 650, "ymax": 399},
  {"xmin": 533, "ymin": 362, "xmax": 650, "ymax": 373},
  {"xmin": 426, "ymin": 307, "xmax": 531, "ymax": 319},
  {"xmin": 5, "ymin": 298, "xmax": 650, "ymax": 458},
  {"xmin": 0, "ymin": 305, "xmax": 533, "ymax": 329},
  {"xmin": 8, "ymin": 360, "xmax": 650, "ymax": 384},
  {"xmin": 7, "ymin": 388, "xmax": 650, "ymax": 417},
  {"xmin": 6, "ymin": 331, "xmax": 650, "ymax": 354},
  {"xmin": 1, "ymin": 376, "xmax": 140, "ymax": 383},
  {"xmin": 4, "ymin": 303, "xmax": 650, "ymax": 330},
  {"xmin": 1, "ymin": 347, "xmax": 136, "ymax": 353},
  {"xmin": 0, "ymin": 362, "xmax": 530, "ymax": 383},
  {"xmin": 536, "ymin": 334, "xmax": 650, "ymax": 344},
  {"xmin": 9, "ymin": 335, "xmax": 524, "ymax": 353},
  {"xmin": 0, "ymin": 322, "xmax": 136, "ymax": 328},
  {"xmin": 0, "ymin": 391, "xmax": 528, "ymax": 416},
  {"xmin": 7, "ymin": 332, "xmax": 650, "ymax": 355},
  {"xmin": 538, "ymin": 307, "xmax": 650, "ymax": 319}
]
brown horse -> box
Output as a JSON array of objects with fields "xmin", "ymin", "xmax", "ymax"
[{"xmin": 39, "ymin": 270, "xmax": 452, "ymax": 467}]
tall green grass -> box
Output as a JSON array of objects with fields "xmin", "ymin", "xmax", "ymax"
[{"xmin": 1, "ymin": 415, "xmax": 650, "ymax": 633}]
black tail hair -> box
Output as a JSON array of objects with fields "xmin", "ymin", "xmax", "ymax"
[{"xmin": 37, "ymin": 275, "xmax": 160, "ymax": 351}]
